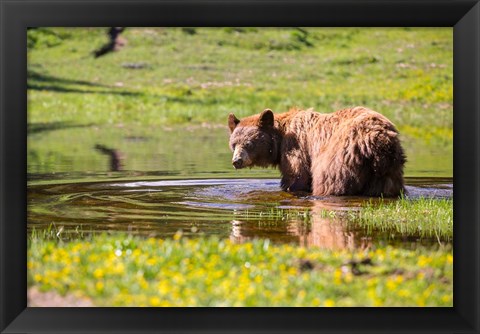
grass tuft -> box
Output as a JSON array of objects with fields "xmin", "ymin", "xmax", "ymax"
[{"xmin": 352, "ymin": 197, "xmax": 453, "ymax": 241}]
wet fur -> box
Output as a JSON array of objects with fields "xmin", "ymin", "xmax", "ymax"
[{"xmin": 228, "ymin": 107, "xmax": 406, "ymax": 197}]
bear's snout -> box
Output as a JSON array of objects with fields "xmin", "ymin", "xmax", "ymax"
[
  {"xmin": 232, "ymin": 157, "xmax": 243, "ymax": 169},
  {"xmin": 231, "ymin": 146, "xmax": 252, "ymax": 169}
]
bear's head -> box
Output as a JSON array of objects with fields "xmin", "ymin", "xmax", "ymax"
[{"xmin": 228, "ymin": 109, "xmax": 280, "ymax": 169}]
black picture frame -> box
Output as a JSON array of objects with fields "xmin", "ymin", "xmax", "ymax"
[{"xmin": 1, "ymin": 0, "xmax": 479, "ymax": 333}]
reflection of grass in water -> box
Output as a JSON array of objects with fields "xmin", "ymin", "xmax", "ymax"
[{"xmin": 28, "ymin": 233, "xmax": 452, "ymax": 307}]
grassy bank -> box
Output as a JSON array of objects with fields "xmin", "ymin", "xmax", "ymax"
[
  {"xmin": 239, "ymin": 197, "xmax": 453, "ymax": 241},
  {"xmin": 343, "ymin": 197, "xmax": 453, "ymax": 242},
  {"xmin": 28, "ymin": 28, "xmax": 452, "ymax": 138},
  {"xmin": 28, "ymin": 233, "xmax": 452, "ymax": 307}
]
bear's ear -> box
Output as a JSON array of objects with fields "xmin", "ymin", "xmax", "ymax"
[
  {"xmin": 228, "ymin": 113, "xmax": 240, "ymax": 133},
  {"xmin": 258, "ymin": 109, "xmax": 274, "ymax": 128}
]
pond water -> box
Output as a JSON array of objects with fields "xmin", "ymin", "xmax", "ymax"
[{"xmin": 27, "ymin": 125, "xmax": 453, "ymax": 250}]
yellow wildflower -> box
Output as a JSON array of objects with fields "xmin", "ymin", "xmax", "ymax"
[
  {"xmin": 334, "ymin": 269, "xmax": 342, "ymax": 285},
  {"xmin": 417, "ymin": 255, "xmax": 432, "ymax": 267},
  {"xmin": 442, "ymin": 295, "xmax": 452, "ymax": 303},
  {"xmin": 344, "ymin": 272, "xmax": 353, "ymax": 283},
  {"xmin": 146, "ymin": 258, "xmax": 158, "ymax": 266},
  {"xmin": 95, "ymin": 281, "xmax": 104, "ymax": 292},
  {"xmin": 158, "ymin": 281, "xmax": 169, "ymax": 295},
  {"xmin": 149, "ymin": 296, "xmax": 161, "ymax": 306},
  {"xmin": 288, "ymin": 267, "xmax": 297, "ymax": 275},
  {"xmin": 173, "ymin": 231, "xmax": 183, "ymax": 241},
  {"xmin": 93, "ymin": 268, "xmax": 104, "ymax": 279},
  {"xmin": 386, "ymin": 278, "xmax": 397, "ymax": 291},
  {"xmin": 324, "ymin": 299, "xmax": 335, "ymax": 307}
]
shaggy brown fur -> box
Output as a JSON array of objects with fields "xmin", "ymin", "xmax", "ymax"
[{"xmin": 228, "ymin": 107, "xmax": 406, "ymax": 197}]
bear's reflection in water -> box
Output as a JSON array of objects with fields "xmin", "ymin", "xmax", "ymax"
[{"xmin": 229, "ymin": 199, "xmax": 371, "ymax": 251}]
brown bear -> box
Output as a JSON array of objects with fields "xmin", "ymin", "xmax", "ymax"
[{"xmin": 228, "ymin": 106, "xmax": 406, "ymax": 197}]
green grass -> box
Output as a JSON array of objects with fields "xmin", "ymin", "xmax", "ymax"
[
  {"xmin": 239, "ymin": 207, "xmax": 312, "ymax": 221},
  {"xmin": 28, "ymin": 233, "xmax": 452, "ymax": 307},
  {"xmin": 28, "ymin": 28, "xmax": 452, "ymax": 135},
  {"xmin": 237, "ymin": 197, "xmax": 453, "ymax": 242},
  {"xmin": 351, "ymin": 197, "xmax": 453, "ymax": 242}
]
